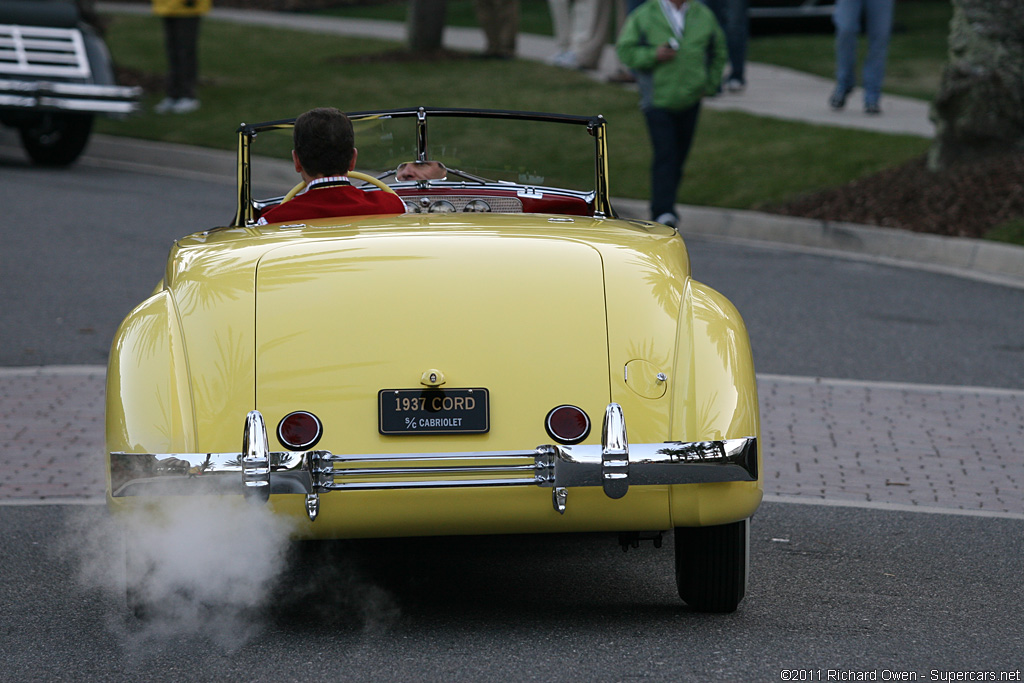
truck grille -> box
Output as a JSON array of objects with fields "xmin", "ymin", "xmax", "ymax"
[{"xmin": 0, "ymin": 24, "xmax": 91, "ymax": 79}]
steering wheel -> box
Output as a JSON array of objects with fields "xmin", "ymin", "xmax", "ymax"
[{"xmin": 280, "ymin": 170, "xmax": 396, "ymax": 204}]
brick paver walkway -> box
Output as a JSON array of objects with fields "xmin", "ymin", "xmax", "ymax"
[
  {"xmin": 0, "ymin": 367, "xmax": 106, "ymax": 501},
  {"xmin": 760, "ymin": 375, "xmax": 1023, "ymax": 515},
  {"xmin": 2, "ymin": 367, "xmax": 1021, "ymax": 516}
]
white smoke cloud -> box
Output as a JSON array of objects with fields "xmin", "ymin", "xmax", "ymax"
[{"xmin": 60, "ymin": 496, "xmax": 400, "ymax": 652}]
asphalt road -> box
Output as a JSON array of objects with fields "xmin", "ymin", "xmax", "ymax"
[
  {"xmin": 1, "ymin": 502, "xmax": 1021, "ymax": 681},
  {"xmin": 1, "ymin": 140, "xmax": 1022, "ymax": 680}
]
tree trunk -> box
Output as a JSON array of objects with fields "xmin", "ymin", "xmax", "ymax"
[
  {"xmin": 929, "ymin": 0, "xmax": 1024, "ymax": 170},
  {"xmin": 407, "ymin": 0, "xmax": 448, "ymax": 53}
]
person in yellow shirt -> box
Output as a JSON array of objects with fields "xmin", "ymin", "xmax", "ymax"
[{"xmin": 151, "ymin": 0, "xmax": 211, "ymax": 114}]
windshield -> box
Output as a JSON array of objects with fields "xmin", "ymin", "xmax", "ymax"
[
  {"xmin": 246, "ymin": 109, "xmax": 603, "ymax": 196},
  {"xmin": 353, "ymin": 114, "xmax": 597, "ymax": 190}
]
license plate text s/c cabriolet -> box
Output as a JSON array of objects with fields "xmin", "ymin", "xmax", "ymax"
[{"xmin": 379, "ymin": 388, "xmax": 489, "ymax": 434}]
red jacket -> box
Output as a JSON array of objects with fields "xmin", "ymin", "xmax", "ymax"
[{"xmin": 259, "ymin": 183, "xmax": 405, "ymax": 224}]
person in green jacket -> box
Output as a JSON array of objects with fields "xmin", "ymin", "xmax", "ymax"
[{"xmin": 617, "ymin": 0, "xmax": 725, "ymax": 227}]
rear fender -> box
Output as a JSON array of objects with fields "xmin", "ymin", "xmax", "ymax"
[
  {"xmin": 106, "ymin": 291, "xmax": 195, "ymax": 496},
  {"xmin": 668, "ymin": 280, "xmax": 762, "ymax": 526}
]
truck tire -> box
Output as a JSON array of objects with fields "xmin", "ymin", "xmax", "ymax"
[{"xmin": 19, "ymin": 112, "xmax": 93, "ymax": 166}]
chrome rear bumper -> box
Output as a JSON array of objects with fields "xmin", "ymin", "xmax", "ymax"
[
  {"xmin": 0, "ymin": 79, "xmax": 141, "ymax": 115},
  {"xmin": 110, "ymin": 404, "xmax": 758, "ymax": 521}
]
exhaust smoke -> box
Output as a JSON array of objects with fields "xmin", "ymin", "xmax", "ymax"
[{"xmin": 61, "ymin": 495, "xmax": 402, "ymax": 651}]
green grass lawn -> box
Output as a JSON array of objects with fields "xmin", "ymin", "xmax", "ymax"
[
  {"xmin": 319, "ymin": 0, "xmax": 952, "ymax": 101},
  {"xmin": 96, "ymin": 14, "xmax": 930, "ymax": 212}
]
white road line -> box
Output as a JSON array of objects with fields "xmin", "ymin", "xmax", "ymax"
[
  {"xmin": 0, "ymin": 498, "xmax": 104, "ymax": 507},
  {"xmin": 762, "ymin": 494, "xmax": 1024, "ymax": 521},
  {"xmin": 758, "ymin": 372, "xmax": 1024, "ymax": 397},
  {"xmin": 0, "ymin": 364, "xmax": 105, "ymax": 377}
]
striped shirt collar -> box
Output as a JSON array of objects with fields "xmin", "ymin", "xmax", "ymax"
[
  {"xmin": 303, "ymin": 175, "xmax": 351, "ymax": 192},
  {"xmin": 659, "ymin": 0, "xmax": 688, "ymax": 38}
]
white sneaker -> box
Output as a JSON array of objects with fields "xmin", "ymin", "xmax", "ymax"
[
  {"xmin": 654, "ymin": 212, "xmax": 677, "ymax": 228},
  {"xmin": 548, "ymin": 51, "xmax": 579, "ymax": 69},
  {"xmin": 154, "ymin": 97, "xmax": 177, "ymax": 114},
  {"xmin": 726, "ymin": 78, "xmax": 746, "ymax": 93},
  {"xmin": 171, "ymin": 98, "xmax": 200, "ymax": 114}
]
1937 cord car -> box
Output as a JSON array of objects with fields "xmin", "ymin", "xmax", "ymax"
[{"xmin": 106, "ymin": 107, "xmax": 761, "ymax": 613}]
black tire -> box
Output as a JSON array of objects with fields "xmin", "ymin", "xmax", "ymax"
[
  {"xmin": 19, "ymin": 113, "xmax": 93, "ymax": 166},
  {"xmin": 674, "ymin": 518, "xmax": 749, "ymax": 613}
]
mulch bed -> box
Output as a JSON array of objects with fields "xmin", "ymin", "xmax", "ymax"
[{"xmin": 760, "ymin": 151, "xmax": 1024, "ymax": 239}]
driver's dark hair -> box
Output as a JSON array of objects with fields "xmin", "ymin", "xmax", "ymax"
[{"xmin": 293, "ymin": 107, "xmax": 354, "ymax": 178}]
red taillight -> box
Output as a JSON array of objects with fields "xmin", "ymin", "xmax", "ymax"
[
  {"xmin": 545, "ymin": 405, "xmax": 591, "ymax": 444},
  {"xmin": 276, "ymin": 411, "xmax": 323, "ymax": 450}
]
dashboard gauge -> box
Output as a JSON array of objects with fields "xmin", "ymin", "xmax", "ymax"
[
  {"xmin": 428, "ymin": 200, "xmax": 457, "ymax": 213},
  {"xmin": 464, "ymin": 199, "xmax": 492, "ymax": 212}
]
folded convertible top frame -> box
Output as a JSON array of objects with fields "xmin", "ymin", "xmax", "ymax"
[
  {"xmin": 110, "ymin": 404, "xmax": 758, "ymax": 521},
  {"xmin": 233, "ymin": 106, "xmax": 615, "ymax": 226}
]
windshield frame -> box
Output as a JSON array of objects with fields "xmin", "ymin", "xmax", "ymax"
[{"xmin": 232, "ymin": 107, "xmax": 613, "ymax": 227}]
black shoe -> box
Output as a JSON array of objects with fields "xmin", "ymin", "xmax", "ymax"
[
  {"xmin": 829, "ymin": 88, "xmax": 851, "ymax": 110},
  {"xmin": 865, "ymin": 102, "xmax": 882, "ymax": 115}
]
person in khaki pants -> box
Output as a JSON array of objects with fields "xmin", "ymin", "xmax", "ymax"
[{"xmin": 152, "ymin": 0, "xmax": 211, "ymax": 113}]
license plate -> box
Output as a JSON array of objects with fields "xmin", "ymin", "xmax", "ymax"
[{"xmin": 378, "ymin": 388, "xmax": 489, "ymax": 435}]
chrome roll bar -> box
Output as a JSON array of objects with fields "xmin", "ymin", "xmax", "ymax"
[{"xmin": 110, "ymin": 405, "xmax": 757, "ymax": 521}]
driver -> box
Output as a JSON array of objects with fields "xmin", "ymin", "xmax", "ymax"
[{"xmin": 257, "ymin": 107, "xmax": 405, "ymax": 225}]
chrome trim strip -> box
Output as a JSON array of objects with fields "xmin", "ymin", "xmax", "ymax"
[
  {"xmin": 334, "ymin": 464, "xmax": 540, "ymax": 477},
  {"xmin": 325, "ymin": 477, "xmax": 540, "ymax": 491}
]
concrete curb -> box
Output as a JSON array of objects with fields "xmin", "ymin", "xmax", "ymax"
[{"xmin": 613, "ymin": 199, "xmax": 1024, "ymax": 286}]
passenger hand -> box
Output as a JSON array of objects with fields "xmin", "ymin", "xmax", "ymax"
[{"xmin": 655, "ymin": 43, "xmax": 677, "ymax": 62}]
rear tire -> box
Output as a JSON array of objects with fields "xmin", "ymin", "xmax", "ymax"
[
  {"xmin": 19, "ymin": 113, "xmax": 93, "ymax": 166},
  {"xmin": 674, "ymin": 518, "xmax": 749, "ymax": 613}
]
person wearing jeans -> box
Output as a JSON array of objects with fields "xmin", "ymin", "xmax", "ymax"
[
  {"xmin": 829, "ymin": 0, "xmax": 894, "ymax": 114},
  {"xmin": 643, "ymin": 105, "xmax": 703, "ymax": 223},
  {"xmin": 617, "ymin": 0, "xmax": 726, "ymax": 226},
  {"xmin": 701, "ymin": 0, "xmax": 749, "ymax": 92}
]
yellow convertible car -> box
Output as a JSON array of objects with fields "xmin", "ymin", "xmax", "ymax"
[{"xmin": 106, "ymin": 107, "xmax": 761, "ymax": 612}]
